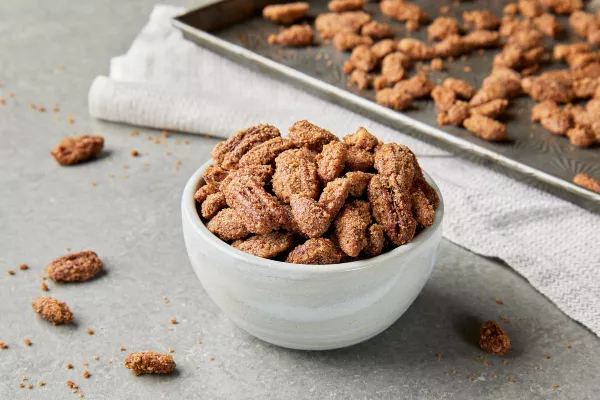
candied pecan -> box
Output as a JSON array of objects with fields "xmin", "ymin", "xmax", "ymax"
[
  {"xmin": 273, "ymin": 148, "xmax": 320, "ymax": 203},
  {"xmin": 564, "ymin": 104, "xmax": 592, "ymax": 127},
  {"xmin": 471, "ymin": 99, "xmax": 509, "ymax": 119},
  {"xmin": 438, "ymin": 101, "xmax": 471, "ymax": 126},
  {"xmin": 442, "ymin": 78, "xmax": 476, "ymax": 100},
  {"xmin": 207, "ymin": 208, "xmax": 250, "ymax": 241},
  {"xmin": 224, "ymin": 176, "xmax": 285, "ymax": 234},
  {"xmin": 548, "ymin": 0, "xmax": 582, "ymax": 15},
  {"xmin": 510, "ymin": 28, "xmax": 544, "ymax": 50},
  {"xmin": 32, "ymin": 297, "xmax": 73, "ymax": 325},
  {"xmin": 397, "ymin": 38, "xmax": 435, "ymax": 60},
  {"xmin": 219, "ymin": 165, "xmax": 274, "ymax": 193},
  {"xmin": 573, "ymin": 173, "xmax": 600, "ymax": 193},
  {"xmin": 194, "ymin": 184, "xmax": 218, "ymax": 204},
  {"xmin": 383, "ymin": 51, "xmax": 413, "ymax": 70},
  {"xmin": 124, "ymin": 352, "xmax": 176, "ymax": 376},
  {"xmin": 376, "ymin": 88, "xmax": 413, "ymax": 110},
  {"xmin": 232, "ymin": 232, "xmax": 294, "ymax": 258},
  {"xmin": 286, "ymin": 238, "xmax": 342, "ymax": 264},
  {"xmin": 480, "ymin": 320, "xmax": 511, "ymax": 355},
  {"xmin": 499, "ymin": 15, "xmax": 531, "ymax": 36},
  {"xmin": 46, "ymin": 251, "xmax": 103, "ymax": 282},
  {"xmin": 525, "ymin": 77, "xmax": 574, "ymax": 103},
  {"xmin": 203, "ymin": 165, "xmax": 229, "ymax": 189},
  {"xmin": 573, "ymin": 78, "xmax": 600, "ymax": 99},
  {"xmin": 290, "ymin": 197, "xmax": 332, "ymax": 238},
  {"xmin": 328, "ymin": 0, "xmax": 366, "ymax": 12},
  {"xmin": 346, "ymin": 171, "xmax": 374, "ymax": 196},
  {"xmin": 371, "ymin": 39, "xmax": 397, "ymax": 60},
  {"xmin": 463, "ymin": 115, "xmax": 508, "ymax": 141},
  {"xmin": 380, "ymin": 0, "xmax": 428, "ymax": 24},
  {"xmin": 349, "ymin": 69, "xmax": 372, "ymax": 89},
  {"xmin": 374, "ymin": 143, "xmax": 417, "ymax": 184},
  {"xmin": 317, "ymin": 141, "xmax": 347, "ymax": 183},
  {"xmin": 493, "ymin": 46, "xmax": 522, "ymax": 69},
  {"xmin": 518, "ymin": 0, "xmax": 543, "ymax": 18},
  {"xmin": 51, "ymin": 135, "xmax": 104, "ymax": 166},
  {"xmin": 462, "ymin": 30, "xmax": 501, "ymax": 49},
  {"xmin": 288, "ymin": 120, "xmax": 338, "ymax": 150},
  {"xmin": 463, "ymin": 10, "xmax": 501, "ymax": 31},
  {"xmin": 393, "ymin": 74, "xmax": 434, "ymax": 99},
  {"xmin": 569, "ymin": 11, "xmax": 597, "ymax": 38},
  {"xmin": 521, "ymin": 46, "xmax": 545, "ymax": 67},
  {"xmin": 413, "ymin": 169, "xmax": 440, "ymax": 210},
  {"xmin": 201, "ymin": 192, "xmax": 227, "ymax": 219},
  {"xmin": 280, "ymin": 204, "xmax": 303, "ymax": 236},
  {"xmin": 368, "ymin": 175, "xmax": 416, "ymax": 246},
  {"xmin": 314, "ymin": 11, "xmax": 371, "ymax": 39},
  {"xmin": 342, "ymin": 60, "xmax": 355, "ymax": 75},
  {"xmin": 345, "ymin": 147, "xmax": 374, "ymax": 171},
  {"xmin": 412, "ymin": 187, "xmax": 435, "ymax": 227},
  {"xmin": 568, "ymin": 52, "xmax": 600, "ymax": 70},
  {"xmin": 239, "ymin": 138, "xmax": 295, "ymax": 166},
  {"xmin": 364, "ymin": 224, "xmax": 385, "ymax": 256},
  {"xmin": 350, "ymin": 45, "xmax": 378, "ymax": 72},
  {"xmin": 540, "ymin": 109, "xmax": 572, "ymax": 135},
  {"xmin": 587, "ymin": 99, "xmax": 600, "ymax": 116},
  {"xmin": 428, "ymin": 17, "xmax": 461, "ymax": 41},
  {"xmin": 334, "ymin": 200, "xmax": 371, "ymax": 257},
  {"xmin": 344, "ymin": 127, "xmax": 379, "ymax": 150},
  {"xmin": 553, "ymin": 43, "xmax": 590, "ymax": 61},
  {"xmin": 566, "ymin": 127, "xmax": 596, "ymax": 147},
  {"xmin": 434, "ymin": 35, "xmax": 470, "ymax": 58},
  {"xmin": 319, "ymin": 177, "xmax": 351, "ymax": 218},
  {"xmin": 504, "ymin": 3, "xmax": 519, "ymax": 14},
  {"xmin": 483, "ymin": 67, "xmax": 522, "ymax": 97},
  {"xmin": 469, "ymin": 85, "xmax": 509, "ymax": 107},
  {"xmin": 212, "ymin": 124, "xmax": 280, "ymax": 170},
  {"xmin": 373, "ymin": 75, "xmax": 388, "ymax": 90},
  {"xmin": 533, "ymin": 13, "xmax": 561, "ymax": 37},
  {"xmin": 333, "ymin": 32, "xmax": 372, "ymax": 51},
  {"xmin": 361, "ymin": 21, "xmax": 394, "ymax": 39},
  {"xmin": 431, "ymin": 86, "xmax": 457, "ymax": 111},
  {"xmin": 381, "ymin": 54, "xmax": 406, "ymax": 86},
  {"xmin": 268, "ymin": 24, "xmax": 313, "ymax": 47}
]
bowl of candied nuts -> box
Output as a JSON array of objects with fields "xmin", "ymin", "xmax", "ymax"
[{"xmin": 182, "ymin": 120, "xmax": 443, "ymax": 350}]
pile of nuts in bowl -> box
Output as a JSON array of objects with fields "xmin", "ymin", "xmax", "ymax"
[{"xmin": 194, "ymin": 120, "xmax": 439, "ymax": 264}]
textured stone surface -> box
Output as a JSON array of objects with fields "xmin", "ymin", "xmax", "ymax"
[{"xmin": 0, "ymin": 0, "xmax": 599, "ymax": 399}]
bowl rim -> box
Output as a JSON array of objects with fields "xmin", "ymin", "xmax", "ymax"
[{"xmin": 182, "ymin": 159, "xmax": 444, "ymax": 273}]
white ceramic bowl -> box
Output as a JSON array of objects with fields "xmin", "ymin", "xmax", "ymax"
[{"xmin": 182, "ymin": 160, "xmax": 444, "ymax": 350}]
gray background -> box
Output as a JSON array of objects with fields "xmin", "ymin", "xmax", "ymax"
[{"xmin": 0, "ymin": 0, "xmax": 598, "ymax": 399}]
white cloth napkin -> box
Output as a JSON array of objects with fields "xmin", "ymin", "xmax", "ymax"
[{"xmin": 89, "ymin": 4, "xmax": 600, "ymax": 336}]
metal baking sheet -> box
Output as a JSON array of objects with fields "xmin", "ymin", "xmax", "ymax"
[{"xmin": 174, "ymin": 0, "xmax": 600, "ymax": 212}]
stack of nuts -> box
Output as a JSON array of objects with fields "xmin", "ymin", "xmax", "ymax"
[
  {"xmin": 195, "ymin": 121, "xmax": 440, "ymax": 264},
  {"xmin": 261, "ymin": 1, "xmax": 600, "ymax": 149}
]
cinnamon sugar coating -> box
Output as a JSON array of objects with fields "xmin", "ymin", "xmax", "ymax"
[
  {"xmin": 463, "ymin": 114, "xmax": 508, "ymax": 141},
  {"xmin": 288, "ymin": 120, "xmax": 338, "ymax": 151},
  {"xmin": 428, "ymin": 17, "xmax": 461, "ymax": 41},
  {"xmin": 463, "ymin": 10, "xmax": 500, "ymax": 31},
  {"xmin": 201, "ymin": 192, "xmax": 227, "ymax": 219},
  {"xmin": 194, "ymin": 184, "xmax": 218, "ymax": 204},
  {"xmin": 317, "ymin": 141, "xmax": 347, "ymax": 183},
  {"xmin": 290, "ymin": 197, "xmax": 332, "ymax": 238},
  {"xmin": 397, "ymin": 38, "xmax": 436, "ymax": 60},
  {"xmin": 364, "ymin": 224, "xmax": 385, "ymax": 256},
  {"xmin": 442, "ymin": 78, "xmax": 476, "ymax": 100},
  {"xmin": 207, "ymin": 208, "xmax": 250, "ymax": 241},
  {"xmin": 376, "ymin": 88, "xmax": 413, "ymax": 110},
  {"xmin": 361, "ymin": 21, "xmax": 394, "ymax": 39},
  {"xmin": 225, "ymin": 175, "xmax": 285, "ymax": 234},
  {"xmin": 334, "ymin": 200, "xmax": 371, "ymax": 257},
  {"xmin": 124, "ymin": 352, "xmax": 176, "ymax": 376},
  {"xmin": 232, "ymin": 232, "xmax": 294, "ymax": 258},
  {"xmin": 351, "ymin": 45, "xmax": 378, "ymax": 72},
  {"xmin": 333, "ymin": 32, "xmax": 373, "ymax": 51},
  {"xmin": 479, "ymin": 320, "xmax": 511, "ymax": 355},
  {"xmin": 239, "ymin": 138, "xmax": 295, "ymax": 166},
  {"xmin": 273, "ymin": 148, "xmax": 320, "ymax": 203},
  {"xmin": 371, "ymin": 39, "xmax": 397, "ymax": 60},
  {"xmin": 32, "ymin": 297, "xmax": 73, "ymax": 325},
  {"xmin": 263, "ymin": 3, "xmax": 308, "ymax": 25},
  {"xmin": 212, "ymin": 124, "xmax": 280, "ymax": 170},
  {"xmin": 203, "ymin": 165, "xmax": 229, "ymax": 189},
  {"xmin": 471, "ymin": 99, "xmax": 509, "ymax": 119},
  {"xmin": 315, "ymin": 11, "xmax": 371, "ymax": 39},
  {"xmin": 286, "ymin": 238, "xmax": 342, "ymax": 264},
  {"xmin": 345, "ymin": 147, "xmax": 374, "ymax": 171},
  {"xmin": 380, "ymin": 0, "xmax": 428, "ymax": 25},
  {"xmin": 51, "ymin": 135, "xmax": 104, "ymax": 166},
  {"xmin": 46, "ymin": 251, "xmax": 103, "ymax": 282},
  {"xmin": 328, "ymin": 0, "xmax": 366, "ymax": 12},
  {"xmin": 344, "ymin": 127, "xmax": 379, "ymax": 150}
]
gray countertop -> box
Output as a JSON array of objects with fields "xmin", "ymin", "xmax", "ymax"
[{"xmin": 0, "ymin": 1, "xmax": 599, "ymax": 399}]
